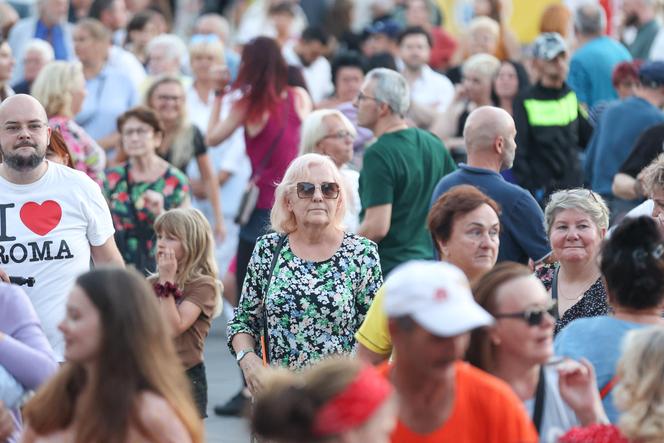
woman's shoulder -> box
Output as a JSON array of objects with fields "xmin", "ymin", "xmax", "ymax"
[
  {"xmin": 343, "ymin": 233, "xmax": 379, "ymax": 254},
  {"xmin": 135, "ymin": 392, "xmax": 192, "ymax": 442}
]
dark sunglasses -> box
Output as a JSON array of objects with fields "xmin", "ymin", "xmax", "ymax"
[
  {"xmin": 494, "ymin": 308, "xmax": 550, "ymax": 326},
  {"xmin": 296, "ymin": 182, "xmax": 340, "ymax": 199}
]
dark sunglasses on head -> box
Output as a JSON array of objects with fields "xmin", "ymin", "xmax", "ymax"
[
  {"xmin": 494, "ymin": 308, "xmax": 550, "ymax": 326},
  {"xmin": 296, "ymin": 182, "xmax": 340, "ymax": 199}
]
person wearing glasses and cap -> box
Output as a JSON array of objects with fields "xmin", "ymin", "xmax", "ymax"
[
  {"xmin": 379, "ymin": 260, "xmax": 538, "ymax": 442},
  {"xmin": 227, "ymin": 153, "xmax": 382, "ymax": 396},
  {"xmin": 512, "ymin": 32, "xmax": 593, "ymax": 206},
  {"xmin": 468, "ymin": 262, "xmax": 608, "ymax": 442}
]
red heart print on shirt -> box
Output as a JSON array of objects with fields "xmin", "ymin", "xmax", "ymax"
[{"xmin": 20, "ymin": 201, "xmax": 62, "ymax": 236}]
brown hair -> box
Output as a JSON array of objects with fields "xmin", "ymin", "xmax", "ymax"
[
  {"xmin": 466, "ymin": 262, "xmax": 532, "ymax": 373},
  {"xmin": 539, "ymin": 4, "xmax": 572, "ymax": 38},
  {"xmin": 116, "ymin": 105, "xmax": 164, "ymax": 134},
  {"xmin": 252, "ymin": 357, "xmax": 367, "ymax": 442},
  {"xmin": 74, "ymin": 18, "xmax": 111, "ymax": 43},
  {"xmin": 23, "ymin": 268, "xmax": 203, "ymax": 443},
  {"xmin": 428, "ymin": 185, "xmax": 501, "ymax": 254},
  {"xmin": 47, "ymin": 129, "xmax": 75, "ymax": 168}
]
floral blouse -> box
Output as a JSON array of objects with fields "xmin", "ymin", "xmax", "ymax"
[
  {"xmin": 537, "ymin": 263, "xmax": 610, "ymax": 335},
  {"xmin": 228, "ymin": 232, "xmax": 383, "ymax": 370},
  {"xmin": 104, "ymin": 163, "xmax": 189, "ymax": 269},
  {"xmin": 50, "ymin": 116, "xmax": 106, "ymax": 186}
]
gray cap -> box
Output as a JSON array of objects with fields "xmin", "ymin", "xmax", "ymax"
[{"xmin": 532, "ymin": 32, "xmax": 567, "ymax": 61}]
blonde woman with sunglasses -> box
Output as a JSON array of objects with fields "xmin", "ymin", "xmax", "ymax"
[
  {"xmin": 467, "ymin": 262, "xmax": 608, "ymax": 442},
  {"xmin": 227, "ymin": 154, "xmax": 382, "ymax": 395}
]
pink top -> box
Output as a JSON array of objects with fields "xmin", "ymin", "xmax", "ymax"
[
  {"xmin": 49, "ymin": 116, "xmax": 106, "ymax": 187},
  {"xmin": 245, "ymin": 88, "xmax": 301, "ymax": 210}
]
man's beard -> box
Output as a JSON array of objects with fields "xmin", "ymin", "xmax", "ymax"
[{"xmin": 0, "ymin": 142, "xmax": 45, "ymax": 171}]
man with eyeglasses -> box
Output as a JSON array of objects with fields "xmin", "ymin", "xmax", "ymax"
[
  {"xmin": 0, "ymin": 94, "xmax": 124, "ymax": 361},
  {"xmin": 379, "ymin": 260, "xmax": 538, "ymax": 442},
  {"xmin": 354, "ymin": 68, "xmax": 456, "ymax": 277}
]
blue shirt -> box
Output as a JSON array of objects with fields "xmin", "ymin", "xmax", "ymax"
[
  {"xmin": 568, "ymin": 36, "xmax": 632, "ymax": 108},
  {"xmin": 554, "ymin": 316, "xmax": 647, "ymax": 423},
  {"xmin": 75, "ymin": 65, "xmax": 139, "ymax": 142},
  {"xmin": 34, "ymin": 20, "xmax": 69, "ymax": 60},
  {"xmin": 430, "ymin": 164, "xmax": 550, "ymax": 264},
  {"xmin": 584, "ymin": 96, "xmax": 664, "ymax": 196}
]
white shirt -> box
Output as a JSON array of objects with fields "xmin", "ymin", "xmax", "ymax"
[
  {"xmin": 0, "ymin": 162, "xmax": 115, "ymax": 360},
  {"xmin": 399, "ymin": 61, "xmax": 455, "ymax": 113},
  {"xmin": 106, "ymin": 45, "xmax": 147, "ymax": 91},
  {"xmin": 341, "ymin": 167, "xmax": 360, "ymax": 233},
  {"xmin": 282, "ymin": 42, "xmax": 333, "ymax": 104}
]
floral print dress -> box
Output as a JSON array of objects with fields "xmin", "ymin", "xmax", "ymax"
[
  {"xmin": 104, "ymin": 163, "xmax": 189, "ymax": 270},
  {"xmin": 228, "ymin": 232, "xmax": 383, "ymax": 370},
  {"xmin": 49, "ymin": 116, "xmax": 106, "ymax": 186}
]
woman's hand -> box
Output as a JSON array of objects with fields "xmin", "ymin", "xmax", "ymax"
[
  {"xmin": 558, "ymin": 358, "xmax": 608, "ymax": 425},
  {"xmin": 239, "ymin": 352, "xmax": 265, "ymax": 396},
  {"xmin": 157, "ymin": 247, "xmax": 178, "ymax": 283},
  {"xmin": 210, "ymin": 64, "xmax": 231, "ymax": 93},
  {"xmin": 143, "ymin": 190, "xmax": 165, "ymax": 216},
  {"xmin": 0, "ymin": 401, "xmax": 13, "ymax": 440}
]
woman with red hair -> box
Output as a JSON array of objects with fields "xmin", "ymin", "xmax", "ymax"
[{"xmin": 206, "ymin": 36, "xmax": 311, "ymax": 416}]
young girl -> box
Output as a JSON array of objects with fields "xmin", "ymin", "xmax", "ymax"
[{"xmin": 152, "ymin": 208, "xmax": 222, "ymax": 418}]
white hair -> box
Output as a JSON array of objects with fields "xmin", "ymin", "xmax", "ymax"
[
  {"xmin": 299, "ymin": 109, "xmax": 356, "ymax": 156},
  {"xmin": 22, "ymin": 39, "xmax": 55, "ymax": 62},
  {"xmin": 365, "ymin": 68, "xmax": 410, "ymax": 116},
  {"xmin": 147, "ymin": 33, "xmax": 187, "ymax": 62},
  {"xmin": 544, "ymin": 188, "xmax": 610, "ymax": 235}
]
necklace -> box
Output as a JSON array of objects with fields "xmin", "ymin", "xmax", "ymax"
[{"xmin": 556, "ymin": 268, "xmax": 600, "ymax": 301}]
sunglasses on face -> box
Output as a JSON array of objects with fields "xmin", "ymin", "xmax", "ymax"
[
  {"xmin": 494, "ymin": 308, "xmax": 550, "ymax": 326},
  {"xmin": 296, "ymin": 182, "xmax": 340, "ymax": 199}
]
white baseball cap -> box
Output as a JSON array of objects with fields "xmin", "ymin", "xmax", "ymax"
[{"xmin": 383, "ymin": 261, "xmax": 494, "ymax": 337}]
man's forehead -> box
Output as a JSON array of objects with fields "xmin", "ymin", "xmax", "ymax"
[{"xmin": 0, "ymin": 98, "xmax": 48, "ymax": 124}]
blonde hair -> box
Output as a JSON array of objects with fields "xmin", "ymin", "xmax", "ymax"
[
  {"xmin": 544, "ymin": 188, "xmax": 609, "ymax": 235},
  {"xmin": 615, "ymin": 327, "xmax": 664, "ymax": 443},
  {"xmin": 188, "ymin": 39, "xmax": 224, "ymax": 64},
  {"xmin": 468, "ymin": 16, "xmax": 500, "ymax": 39},
  {"xmin": 153, "ymin": 208, "xmax": 221, "ymax": 317},
  {"xmin": 299, "ymin": 109, "xmax": 356, "ymax": 156},
  {"xmin": 462, "ymin": 53, "xmax": 501, "ymax": 81},
  {"xmin": 641, "ymin": 153, "xmax": 664, "ymax": 196},
  {"xmin": 31, "ymin": 61, "xmax": 85, "ymax": 117},
  {"xmin": 271, "ymin": 154, "xmax": 347, "ymax": 234}
]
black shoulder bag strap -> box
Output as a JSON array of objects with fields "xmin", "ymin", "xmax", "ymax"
[
  {"xmin": 261, "ymin": 234, "xmax": 287, "ymax": 365},
  {"xmin": 551, "ymin": 266, "xmax": 560, "ymax": 321},
  {"xmin": 533, "ymin": 366, "xmax": 546, "ymax": 434}
]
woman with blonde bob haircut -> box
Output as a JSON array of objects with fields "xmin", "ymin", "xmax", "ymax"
[
  {"xmin": 21, "ymin": 267, "xmax": 203, "ymax": 443},
  {"xmin": 31, "ymin": 60, "xmax": 106, "ymax": 185},
  {"xmin": 151, "ymin": 207, "xmax": 221, "ymax": 417},
  {"xmin": 299, "ymin": 110, "xmax": 360, "ymax": 231},
  {"xmin": 228, "ymin": 153, "xmax": 382, "ymax": 394}
]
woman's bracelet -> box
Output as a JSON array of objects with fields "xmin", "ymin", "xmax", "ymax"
[{"xmin": 153, "ymin": 281, "xmax": 183, "ymax": 299}]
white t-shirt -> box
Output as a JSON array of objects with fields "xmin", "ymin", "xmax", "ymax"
[
  {"xmin": 0, "ymin": 162, "xmax": 115, "ymax": 360},
  {"xmin": 399, "ymin": 62, "xmax": 455, "ymax": 113},
  {"xmin": 282, "ymin": 43, "xmax": 334, "ymax": 104}
]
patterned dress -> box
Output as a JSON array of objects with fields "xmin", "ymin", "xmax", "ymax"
[
  {"xmin": 104, "ymin": 163, "xmax": 189, "ymax": 270},
  {"xmin": 49, "ymin": 116, "xmax": 106, "ymax": 186},
  {"xmin": 228, "ymin": 232, "xmax": 383, "ymax": 370},
  {"xmin": 537, "ymin": 263, "xmax": 610, "ymax": 335}
]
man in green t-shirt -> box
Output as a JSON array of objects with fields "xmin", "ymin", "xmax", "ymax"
[{"xmin": 355, "ymin": 68, "xmax": 456, "ymax": 276}]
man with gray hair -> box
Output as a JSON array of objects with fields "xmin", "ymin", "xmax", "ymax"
[
  {"xmin": 568, "ymin": 2, "xmax": 631, "ymax": 108},
  {"xmin": 11, "ymin": 38, "xmax": 53, "ymax": 94},
  {"xmin": 355, "ymin": 68, "xmax": 456, "ymax": 276},
  {"xmin": 145, "ymin": 33, "xmax": 190, "ymax": 87},
  {"xmin": 430, "ymin": 106, "xmax": 550, "ymax": 265}
]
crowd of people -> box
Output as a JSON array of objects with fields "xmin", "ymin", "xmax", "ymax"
[{"xmin": 2, "ymin": 0, "xmax": 664, "ymax": 442}]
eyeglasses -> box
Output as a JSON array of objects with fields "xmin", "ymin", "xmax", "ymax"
[
  {"xmin": 494, "ymin": 308, "xmax": 551, "ymax": 327},
  {"xmin": 356, "ymin": 91, "xmax": 381, "ymax": 103},
  {"xmin": 2, "ymin": 121, "xmax": 48, "ymax": 134},
  {"xmin": 156, "ymin": 94, "xmax": 183, "ymax": 102},
  {"xmin": 322, "ymin": 130, "xmax": 354, "ymax": 141},
  {"xmin": 122, "ymin": 127, "xmax": 153, "ymax": 138},
  {"xmin": 296, "ymin": 182, "xmax": 340, "ymax": 199}
]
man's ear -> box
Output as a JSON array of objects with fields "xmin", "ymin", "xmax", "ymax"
[{"xmin": 494, "ymin": 135, "xmax": 504, "ymax": 156}]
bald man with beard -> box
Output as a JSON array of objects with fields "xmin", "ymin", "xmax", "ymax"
[
  {"xmin": 0, "ymin": 94, "xmax": 123, "ymax": 360},
  {"xmin": 430, "ymin": 106, "xmax": 550, "ymax": 265}
]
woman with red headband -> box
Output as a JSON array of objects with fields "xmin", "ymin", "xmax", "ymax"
[{"xmin": 251, "ymin": 357, "xmax": 396, "ymax": 442}]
